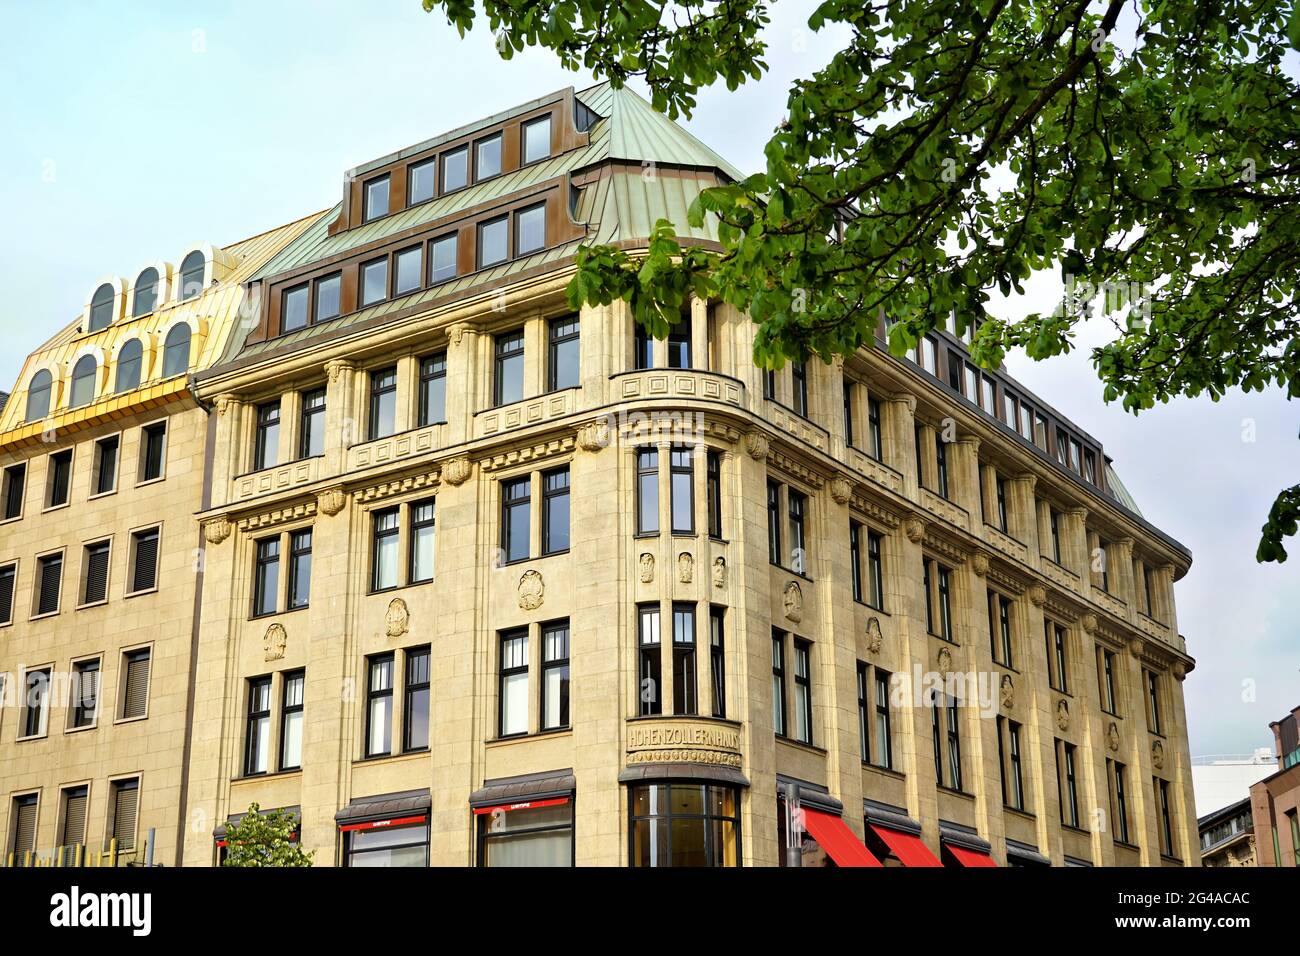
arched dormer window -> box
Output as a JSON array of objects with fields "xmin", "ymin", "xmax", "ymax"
[
  {"xmin": 116, "ymin": 339, "xmax": 144, "ymax": 393},
  {"xmin": 133, "ymin": 268, "xmax": 160, "ymax": 317},
  {"xmin": 162, "ymin": 323, "xmax": 192, "ymax": 377},
  {"xmin": 69, "ymin": 355, "xmax": 98, "ymax": 408},
  {"xmin": 179, "ymin": 251, "xmax": 205, "ymax": 301},
  {"xmin": 88, "ymin": 283, "xmax": 115, "ymax": 332},
  {"xmin": 25, "ymin": 369, "xmax": 52, "ymax": 421}
]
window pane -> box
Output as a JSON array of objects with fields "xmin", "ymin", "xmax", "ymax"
[
  {"xmin": 523, "ymin": 116, "xmax": 551, "ymax": 164},
  {"xmin": 282, "ymin": 285, "xmax": 308, "ymax": 332},
  {"xmin": 394, "ymin": 247, "xmax": 422, "ymax": 295},
  {"xmin": 479, "ymin": 217, "xmax": 509, "ymax": 267},
  {"xmin": 442, "ymin": 147, "xmax": 467, "ymax": 191},
  {"xmin": 315, "ymin": 274, "xmax": 341, "ymax": 322},
  {"xmin": 516, "ymin": 204, "xmax": 546, "ymax": 255},
  {"xmin": 360, "ymin": 258, "xmax": 388, "ymax": 306},
  {"xmin": 476, "ymin": 134, "xmax": 502, "ymax": 180},
  {"xmin": 364, "ymin": 176, "xmax": 389, "ymax": 222},
  {"xmin": 408, "ymin": 159, "xmax": 435, "ymax": 204},
  {"xmin": 431, "ymin": 235, "xmax": 457, "ymax": 283}
]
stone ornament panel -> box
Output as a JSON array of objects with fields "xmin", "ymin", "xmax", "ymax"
[
  {"xmin": 477, "ymin": 391, "xmax": 574, "ymax": 439},
  {"xmin": 626, "ymin": 717, "xmax": 743, "ymax": 769},
  {"xmin": 235, "ymin": 456, "xmax": 320, "ymax": 501},
  {"xmin": 350, "ymin": 422, "xmax": 448, "ymax": 471}
]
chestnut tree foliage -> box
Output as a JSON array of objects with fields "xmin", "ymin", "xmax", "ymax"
[{"xmin": 423, "ymin": 0, "xmax": 1300, "ymax": 560}]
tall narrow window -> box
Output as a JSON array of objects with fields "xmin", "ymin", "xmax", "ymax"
[
  {"xmin": 81, "ymin": 540, "xmax": 111, "ymax": 605},
  {"xmin": 1049, "ymin": 508, "xmax": 1062, "ymax": 563},
  {"xmin": 498, "ymin": 630, "xmax": 529, "ymax": 737},
  {"xmin": 766, "ymin": 481, "xmax": 782, "ymax": 565},
  {"xmin": 494, "ymin": 330, "xmax": 525, "ymax": 406},
  {"xmin": 1007, "ymin": 720, "xmax": 1025, "ymax": 810},
  {"xmin": 478, "ymin": 215, "xmax": 509, "ymax": 267},
  {"xmin": 22, "ymin": 668, "xmax": 51, "ymax": 737},
  {"xmin": 363, "ymin": 174, "xmax": 390, "ymax": 222},
  {"xmin": 934, "ymin": 432, "xmax": 949, "ymax": 499},
  {"xmin": 132, "ymin": 268, "xmax": 158, "ymax": 316},
  {"xmin": 634, "ymin": 322, "xmax": 653, "ymax": 370},
  {"xmin": 667, "ymin": 313, "xmax": 691, "ymax": 368},
  {"xmin": 1096, "ymin": 537, "xmax": 1111, "ymax": 592},
  {"xmin": 69, "ymin": 658, "xmax": 99, "ymax": 729},
  {"xmin": 1099, "ymin": 649, "xmax": 1119, "ymax": 715},
  {"xmin": 792, "ymin": 639, "xmax": 814, "ymax": 745},
  {"xmin": 867, "ymin": 397, "xmax": 883, "ymax": 461},
  {"xmin": 282, "ymin": 284, "xmax": 308, "ymax": 332},
  {"xmin": 245, "ymin": 677, "xmax": 272, "ymax": 774},
  {"xmin": 441, "ymin": 146, "xmax": 468, "ymax": 192},
  {"xmin": 542, "ymin": 467, "xmax": 570, "ymax": 555},
  {"xmin": 874, "ymin": 669, "xmax": 893, "ymax": 769},
  {"xmin": 1112, "ymin": 761, "xmax": 1130, "ymax": 843},
  {"xmin": 857, "ymin": 662, "xmax": 870, "ymax": 763},
  {"xmin": 60, "ymin": 786, "xmax": 89, "ymax": 860},
  {"xmin": 47, "ymin": 449, "xmax": 72, "ymax": 507},
  {"xmin": 109, "ymin": 779, "xmax": 139, "ymax": 851},
  {"xmin": 638, "ymin": 605, "xmax": 662, "ymax": 716},
  {"xmin": 547, "ymin": 314, "xmax": 580, "ymax": 391},
  {"xmin": 1158, "ymin": 778, "xmax": 1175, "ymax": 857},
  {"xmin": 287, "ymin": 529, "xmax": 312, "ymax": 610},
  {"xmin": 366, "ymin": 655, "xmax": 394, "ymax": 757},
  {"xmin": 946, "ymin": 695, "xmax": 963, "ymax": 791},
  {"xmin": 1146, "ymin": 670, "xmax": 1162, "ymax": 735},
  {"xmin": 254, "ymin": 401, "xmax": 280, "ymax": 471},
  {"xmin": 771, "ymin": 631, "xmax": 787, "ymax": 737},
  {"xmin": 516, "ymin": 203, "xmax": 546, "ymax": 255},
  {"xmin": 3, "ymin": 463, "xmax": 25, "ymax": 519},
  {"xmin": 409, "ymin": 500, "xmax": 436, "ymax": 584},
  {"xmin": 866, "ymin": 528, "xmax": 884, "ymax": 609},
  {"xmin": 11, "ymin": 795, "xmax": 38, "ymax": 860},
  {"xmin": 404, "ymin": 648, "xmax": 430, "ymax": 751},
  {"xmin": 670, "ymin": 447, "xmax": 694, "ymax": 534},
  {"xmin": 501, "ymin": 476, "xmax": 531, "ymax": 564},
  {"xmin": 995, "ymin": 474, "xmax": 1008, "ymax": 531},
  {"xmin": 418, "ymin": 353, "xmax": 447, "ymax": 426},
  {"xmin": 709, "ymin": 607, "xmax": 726, "ymax": 719},
  {"xmin": 1058, "ymin": 740, "xmax": 1079, "ymax": 827},
  {"xmin": 541, "ymin": 620, "xmax": 570, "ymax": 730},
  {"xmin": 842, "ymin": 378, "xmax": 856, "ymax": 445},
  {"xmin": 115, "ymin": 339, "xmax": 142, "ymax": 392},
  {"xmin": 253, "ymin": 537, "xmax": 280, "ymax": 616},
  {"xmin": 850, "ymin": 521, "xmax": 864, "ymax": 603},
  {"xmin": 35, "ymin": 552, "xmax": 63, "ymax": 616},
  {"xmin": 408, "ymin": 159, "xmax": 435, "ymax": 205},
  {"xmin": 280, "ymin": 671, "xmax": 304, "ymax": 770},
  {"xmin": 120, "ymin": 648, "xmax": 151, "ymax": 720},
  {"xmin": 762, "ymin": 368, "xmax": 776, "ymax": 400},
  {"xmin": 89, "ymin": 282, "xmax": 116, "ymax": 330},
  {"xmin": 0, "ymin": 563, "xmax": 13, "ymax": 626},
  {"xmin": 371, "ymin": 508, "xmax": 399, "ymax": 591},
  {"xmin": 475, "ymin": 133, "xmax": 502, "ymax": 180},
  {"xmin": 430, "ymin": 234, "xmax": 458, "ymax": 283},
  {"xmin": 1045, "ymin": 620, "xmax": 1069, "ymax": 693},
  {"xmin": 368, "ymin": 367, "xmax": 397, "ymax": 440},
  {"xmin": 522, "ymin": 115, "xmax": 551, "ymax": 163},
  {"xmin": 314, "ymin": 273, "xmax": 341, "ymax": 323},
  {"xmin": 360, "ymin": 257, "xmax": 388, "ymax": 307},
  {"xmin": 26, "ymin": 369, "xmax": 53, "ymax": 421},
  {"xmin": 989, "ymin": 591, "xmax": 1013, "ymax": 666},
  {"xmin": 706, "ymin": 450, "xmax": 722, "ymax": 538},
  {"xmin": 299, "ymin": 388, "xmax": 326, "ymax": 458},
  {"xmin": 787, "ymin": 489, "xmax": 806, "ymax": 574},
  {"xmin": 394, "ymin": 245, "xmax": 423, "ymax": 296},
  {"xmin": 672, "ymin": 603, "xmax": 697, "ymax": 716},
  {"xmin": 162, "ymin": 323, "xmax": 192, "ymax": 376},
  {"xmin": 1142, "ymin": 564, "xmax": 1155, "ymax": 618},
  {"xmin": 791, "ymin": 361, "xmax": 809, "ymax": 417},
  {"xmin": 636, "ymin": 449, "xmax": 659, "ymax": 535}
]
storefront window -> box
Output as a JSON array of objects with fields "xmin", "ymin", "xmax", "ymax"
[
  {"xmin": 342, "ymin": 818, "xmax": 429, "ymax": 867},
  {"xmin": 477, "ymin": 800, "xmax": 573, "ymax": 867},
  {"xmin": 629, "ymin": 783, "xmax": 739, "ymax": 867}
]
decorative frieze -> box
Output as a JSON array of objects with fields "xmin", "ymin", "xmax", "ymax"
[
  {"xmin": 479, "ymin": 436, "xmax": 576, "ymax": 473},
  {"xmin": 236, "ymin": 500, "xmax": 317, "ymax": 533},
  {"xmin": 352, "ymin": 470, "xmax": 440, "ymax": 504}
]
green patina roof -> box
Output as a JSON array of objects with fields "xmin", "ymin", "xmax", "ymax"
[{"xmin": 1105, "ymin": 463, "xmax": 1143, "ymax": 517}]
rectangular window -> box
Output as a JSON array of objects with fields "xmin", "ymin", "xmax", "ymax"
[
  {"xmin": 418, "ymin": 352, "xmax": 447, "ymax": 426},
  {"xmin": 281, "ymin": 283, "xmax": 308, "ymax": 332},
  {"xmin": 541, "ymin": 467, "xmax": 570, "ymax": 555},
  {"xmin": 498, "ymin": 629, "xmax": 528, "ymax": 737},
  {"xmin": 792, "ymin": 638, "xmax": 813, "ymax": 745},
  {"xmin": 867, "ymin": 398, "xmax": 883, "ymax": 461},
  {"xmin": 299, "ymin": 388, "xmax": 326, "ymax": 458},
  {"xmin": 93, "ymin": 435, "xmax": 119, "ymax": 495},
  {"xmin": 109, "ymin": 779, "xmax": 139, "ymax": 851},
  {"xmin": 1096, "ymin": 537, "xmax": 1111, "ymax": 592},
  {"xmin": 866, "ymin": 528, "xmax": 884, "ymax": 609},
  {"xmin": 946, "ymin": 350, "xmax": 963, "ymax": 391},
  {"xmin": 1007, "ymin": 720, "xmax": 1025, "ymax": 810},
  {"xmin": 850, "ymin": 521, "xmax": 864, "ymax": 603},
  {"xmin": 1146, "ymin": 670, "xmax": 1163, "ymax": 735},
  {"xmin": 787, "ymin": 489, "xmax": 806, "ymax": 574},
  {"xmin": 69, "ymin": 658, "xmax": 99, "ymax": 729},
  {"xmin": 1058, "ymin": 740, "xmax": 1079, "ymax": 827},
  {"xmin": 547, "ymin": 314, "xmax": 580, "ymax": 391},
  {"xmin": 478, "ymin": 215, "xmax": 509, "ymax": 267},
  {"xmin": 0, "ymin": 563, "xmax": 13, "ymax": 625},
  {"xmin": 946, "ymin": 695, "xmax": 963, "ymax": 791},
  {"xmin": 989, "ymin": 591, "xmax": 1013, "ymax": 667},
  {"xmin": 516, "ymin": 203, "xmax": 546, "ymax": 256},
  {"xmin": 934, "ymin": 432, "xmax": 949, "ymax": 499},
  {"xmin": 1111, "ymin": 760, "xmax": 1131, "ymax": 844},
  {"xmin": 1045, "ymin": 620, "xmax": 1069, "ymax": 693},
  {"xmin": 672, "ymin": 603, "xmax": 697, "ymax": 716},
  {"xmin": 253, "ymin": 537, "xmax": 280, "ymax": 616},
  {"xmin": 360, "ymin": 257, "xmax": 388, "ymax": 306},
  {"xmin": 408, "ymin": 158, "xmax": 435, "ymax": 205},
  {"xmin": 541, "ymin": 620, "xmax": 570, "ymax": 730},
  {"xmin": 1049, "ymin": 508, "xmax": 1062, "ymax": 563},
  {"xmin": 924, "ymin": 558, "xmax": 953, "ymax": 641},
  {"xmin": 404, "ymin": 647, "xmax": 430, "ymax": 752},
  {"xmin": 634, "ymin": 322, "xmax": 653, "ymax": 370},
  {"xmin": 363, "ymin": 174, "xmax": 390, "ymax": 222},
  {"xmin": 1034, "ymin": 412, "xmax": 1048, "ymax": 449},
  {"xmin": 245, "ymin": 677, "xmax": 271, "ymax": 774},
  {"xmin": 409, "ymin": 500, "xmax": 436, "ymax": 584},
  {"xmin": 368, "ymin": 367, "xmax": 397, "ymax": 440},
  {"xmin": 60, "ymin": 786, "xmax": 89, "ymax": 857},
  {"xmin": 126, "ymin": 526, "xmax": 160, "ymax": 595},
  {"xmin": 366, "ymin": 655, "xmax": 394, "ymax": 757},
  {"xmin": 479, "ymin": 802, "xmax": 572, "ymax": 868},
  {"xmin": 1083, "ymin": 449, "xmax": 1097, "ymax": 484},
  {"xmin": 47, "ymin": 449, "xmax": 72, "ymax": 507},
  {"xmin": 842, "ymin": 378, "xmax": 855, "ymax": 445},
  {"xmin": 314, "ymin": 273, "xmax": 341, "ymax": 322},
  {"xmin": 501, "ymin": 476, "xmax": 531, "ymax": 564},
  {"xmin": 930, "ymin": 693, "xmax": 946, "ymax": 785},
  {"xmin": 1099, "ymin": 648, "xmax": 1119, "ymax": 715},
  {"xmin": 981, "ymin": 375, "xmax": 996, "ymax": 413},
  {"xmin": 667, "ymin": 314, "xmax": 692, "ymax": 369},
  {"xmin": 771, "ymin": 630, "xmax": 787, "ymax": 737},
  {"xmin": 430, "ymin": 234, "xmax": 458, "ymax": 283},
  {"xmin": 11, "ymin": 794, "xmax": 38, "ymax": 860},
  {"xmin": 638, "ymin": 604, "xmax": 662, "ymax": 717},
  {"xmin": 254, "ymin": 401, "xmax": 280, "ymax": 471},
  {"xmin": 1141, "ymin": 564, "xmax": 1155, "ymax": 617},
  {"xmin": 857, "ymin": 662, "xmax": 870, "ymax": 763},
  {"xmin": 287, "ymin": 528, "xmax": 312, "ymax": 610},
  {"xmin": 120, "ymin": 647, "xmax": 151, "ymax": 720},
  {"xmin": 791, "ymin": 361, "xmax": 809, "ymax": 417},
  {"xmin": 371, "ymin": 508, "xmax": 399, "ymax": 591},
  {"xmin": 81, "ymin": 539, "xmax": 111, "ymax": 605},
  {"xmin": 636, "ymin": 448, "xmax": 659, "ymax": 535},
  {"xmin": 441, "ymin": 146, "xmax": 468, "ymax": 192},
  {"xmin": 34, "ymin": 552, "xmax": 63, "ymax": 616},
  {"xmin": 522, "ymin": 115, "xmax": 551, "ymax": 164},
  {"xmin": 762, "ymin": 368, "xmax": 775, "ymax": 400},
  {"xmin": 21, "ymin": 668, "xmax": 50, "ymax": 737},
  {"xmin": 874, "ymin": 669, "xmax": 893, "ymax": 769},
  {"xmin": 706, "ymin": 450, "xmax": 722, "ymax": 538},
  {"xmin": 493, "ymin": 330, "xmax": 524, "ymax": 406},
  {"xmin": 670, "ymin": 447, "xmax": 694, "ymax": 534},
  {"xmin": 138, "ymin": 421, "xmax": 166, "ymax": 484},
  {"xmin": 709, "ymin": 606, "xmax": 726, "ymax": 719},
  {"xmin": 2, "ymin": 463, "xmax": 25, "ymax": 519},
  {"xmin": 280, "ymin": 670, "xmax": 304, "ymax": 770},
  {"xmin": 1157, "ymin": 777, "xmax": 1175, "ymax": 857},
  {"xmin": 995, "ymin": 474, "xmax": 1008, "ymax": 532},
  {"xmin": 475, "ymin": 133, "xmax": 502, "ymax": 180}
]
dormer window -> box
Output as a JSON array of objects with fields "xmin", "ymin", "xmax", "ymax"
[
  {"xmin": 360, "ymin": 257, "xmax": 388, "ymax": 307},
  {"xmin": 363, "ymin": 175, "xmax": 390, "ymax": 223},
  {"xmin": 133, "ymin": 268, "xmax": 159, "ymax": 316},
  {"xmin": 115, "ymin": 339, "xmax": 143, "ymax": 393},
  {"xmin": 162, "ymin": 323, "xmax": 192, "ymax": 377},
  {"xmin": 25, "ymin": 370, "xmax": 52, "ymax": 421},
  {"xmin": 178, "ymin": 251, "xmax": 205, "ymax": 301},
  {"xmin": 475, "ymin": 133, "xmax": 502, "ymax": 181},
  {"xmin": 442, "ymin": 147, "xmax": 468, "ymax": 192},
  {"xmin": 88, "ymin": 284, "xmax": 115, "ymax": 332},
  {"xmin": 282, "ymin": 284, "xmax": 309, "ymax": 332},
  {"xmin": 408, "ymin": 159, "xmax": 436, "ymax": 206},
  {"xmin": 69, "ymin": 355, "xmax": 97, "ymax": 408},
  {"xmin": 478, "ymin": 216, "xmax": 509, "ymax": 268},
  {"xmin": 431, "ymin": 234, "xmax": 457, "ymax": 283},
  {"xmin": 516, "ymin": 203, "xmax": 546, "ymax": 256},
  {"xmin": 314, "ymin": 274, "xmax": 341, "ymax": 322},
  {"xmin": 522, "ymin": 116, "xmax": 551, "ymax": 164},
  {"xmin": 394, "ymin": 246, "xmax": 422, "ymax": 296}
]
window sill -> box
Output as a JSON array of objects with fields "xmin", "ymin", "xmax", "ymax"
[
  {"xmin": 64, "ymin": 722, "xmax": 99, "ymax": 735},
  {"xmin": 135, "ymin": 476, "xmax": 166, "ymax": 489},
  {"xmin": 1159, "ymin": 853, "xmax": 1184, "ymax": 865},
  {"xmin": 1004, "ymin": 805, "xmax": 1036, "ymax": 821},
  {"xmin": 929, "ymin": 633, "xmax": 959, "ymax": 646},
  {"xmin": 854, "ymin": 599, "xmax": 890, "ymax": 616},
  {"xmin": 774, "ymin": 735, "xmax": 826, "ymax": 757},
  {"xmin": 29, "ymin": 609, "xmax": 61, "ymax": 622},
  {"xmin": 124, "ymin": 586, "xmax": 159, "ymax": 600},
  {"xmin": 768, "ymin": 561, "xmax": 814, "ymax": 582},
  {"xmin": 114, "ymin": 713, "xmax": 149, "ymax": 726},
  {"xmin": 634, "ymin": 531, "xmax": 661, "ymax": 540},
  {"xmin": 1061, "ymin": 823, "xmax": 1090, "ymax": 836},
  {"xmin": 15, "ymin": 733, "xmax": 49, "ymax": 743},
  {"xmin": 488, "ymin": 727, "xmax": 573, "ymax": 746},
  {"xmin": 0, "ymin": 514, "xmax": 22, "ymax": 525},
  {"xmin": 862, "ymin": 761, "xmax": 904, "ymax": 780},
  {"xmin": 1113, "ymin": 839, "xmax": 1141, "ymax": 851},
  {"xmin": 937, "ymin": 786, "xmax": 974, "ymax": 800},
  {"xmin": 41, "ymin": 502, "xmax": 71, "ymax": 515},
  {"xmin": 353, "ymin": 750, "xmax": 429, "ymax": 767}
]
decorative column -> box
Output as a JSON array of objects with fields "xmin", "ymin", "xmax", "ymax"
[
  {"xmin": 1009, "ymin": 473, "xmax": 1039, "ymax": 567},
  {"xmin": 1063, "ymin": 507, "xmax": 1090, "ymax": 591},
  {"xmin": 690, "ymin": 295, "xmax": 710, "ymax": 371},
  {"xmin": 952, "ymin": 435, "xmax": 982, "ymax": 531}
]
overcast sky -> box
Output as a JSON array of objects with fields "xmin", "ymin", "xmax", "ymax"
[{"xmin": 1, "ymin": 1, "xmax": 1294, "ymax": 773}]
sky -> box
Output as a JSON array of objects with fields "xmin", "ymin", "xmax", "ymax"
[{"xmin": 0, "ymin": 1, "xmax": 1295, "ymax": 770}]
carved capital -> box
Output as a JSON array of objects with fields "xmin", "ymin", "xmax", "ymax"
[
  {"xmin": 576, "ymin": 419, "xmax": 612, "ymax": 452},
  {"xmin": 442, "ymin": 457, "xmax": 473, "ymax": 486},
  {"xmin": 904, "ymin": 515, "xmax": 926, "ymax": 544},
  {"xmin": 317, "ymin": 487, "xmax": 347, "ymax": 516},
  {"xmin": 744, "ymin": 430, "xmax": 770, "ymax": 460},
  {"xmin": 1128, "ymin": 636, "xmax": 1145, "ymax": 658},
  {"xmin": 971, "ymin": 550, "xmax": 990, "ymax": 577},
  {"xmin": 214, "ymin": 393, "xmax": 240, "ymax": 418},
  {"xmin": 1080, "ymin": 612, "xmax": 1098, "ymax": 634},
  {"xmin": 1027, "ymin": 583, "xmax": 1046, "ymax": 607},
  {"xmin": 829, "ymin": 475, "xmax": 852, "ymax": 505},
  {"xmin": 1171, "ymin": 660, "xmax": 1187, "ymax": 682},
  {"xmin": 447, "ymin": 322, "xmax": 477, "ymax": 347},
  {"xmin": 325, "ymin": 359, "xmax": 355, "ymax": 385},
  {"xmin": 203, "ymin": 517, "xmax": 233, "ymax": 545}
]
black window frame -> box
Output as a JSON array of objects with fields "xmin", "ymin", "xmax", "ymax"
[
  {"xmin": 370, "ymin": 507, "xmax": 400, "ymax": 592},
  {"xmin": 540, "ymin": 619, "xmax": 570, "ymax": 731},
  {"xmin": 70, "ymin": 657, "xmax": 100, "ymax": 730},
  {"xmin": 34, "ymin": 551, "xmax": 63, "ymax": 617},
  {"xmin": 367, "ymin": 366, "xmax": 398, "ymax": 441},
  {"xmin": 792, "ymin": 638, "xmax": 813, "ymax": 745},
  {"xmin": 3, "ymin": 463, "xmax": 26, "ymax": 520},
  {"xmin": 477, "ymin": 215, "xmax": 510, "ymax": 269},
  {"xmin": 541, "ymin": 466, "xmax": 570, "ymax": 556},
  {"xmin": 298, "ymin": 387, "xmax": 326, "ymax": 459},
  {"xmin": 281, "ymin": 283, "xmax": 309, "ymax": 333},
  {"xmin": 515, "ymin": 202, "xmax": 547, "ymax": 257},
  {"xmin": 407, "ymin": 158, "xmax": 436, "ymax": 206},
  {"xmin": 497, "ymin": 628, "xmax": 529, "ymax": 738},
  {"xmin": 873, "ymin": 668, "xmax": 893, "ymax": 770},
  {"xmin": 359, "ymin": 255, "xmax": 389, "ymax": 308},
  {"xmin": 244, "ymin": 676, "xmax": 272, "ymax": 776},
  {"xmin": 546, "ymin": 313, "xmax": 580, "ymax": 391},
  {"xmin": 417, "ymin": 352, "xmax": 447, "ymax": 427},
  {"xmin": 706, "ymin": 450, "xmax": 723, "ymax": 539},
  {"xmin": 638, "ymin": 604, "xmax": 662, "ymax": 717},
  {"xmin": 279, "ymin": 669, "xmax": 305, "ymax": 771},
  {"xmin": 403, "ymin": 646, "xmax": 431, "ymax": 753},
  {"xmin": 287, "ymin": 528, "xmax": 312, "ymax": 611},
  {"xmin": 365, "ymin": 654, "xmax": 395, "ymax": 758},
  {"xmin": 636, "ymin": 448, "xmax": 659, "ymax": 536},
  {"xmin": 80, "ymin": 539, "xmax": 111, "ymax": 606},
  {"xmin": 47, "ymin": 449, "xmax": 72, "ymax": 508},
  {"xmin": 430, "ymin": 233, "xmax": 458, "ymax": 284},
  {"xmin": 521, "ymin": 114, "xmax": 552, "ymax": 164},
  {"xmin": 253, "ymin": 400, "xmax": 281, "ymax": 472},
  {"xmin": 672, "ymin": 603, "xmax": 697, "ymax": 716},
  {"xmin": 93, "ymin": 434, "xmax": 119, "ymax": 496},
  {"xmin": 492, "ymin": 329, "xmax": 525, "ymax": 407},
  {"xmin": 771, "ymin": 629, "xmax": 787, "ymax": 738},
  {"xmin": 140, "ymin": 421, "xmax": 167, "ymax": 484},
  {"xmin": 709, "ymin": 606, "xmax": 726, "ymax": 719},
  {"xmin": 313, "ymin": 272, "xmax": 342, "ymax": 323},
  {"xmin": 867, "ymin": 397, "xmax": 883, "ymax": 461},
  {"xmin": 252, "ymin": 536, "xmax": 281, "ymax": 617},
  {"xmin": 669, "ymin": 446, "xmax": 694, "ymax": 535},
  {"xmin": 408, "ymin": 499, "xmax": 437, "ymax": 585},
  {"xmin": 500, "ymin": 475, "xmax": 531, "ymax": 565}
]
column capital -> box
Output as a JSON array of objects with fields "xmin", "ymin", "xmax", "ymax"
[
  {"xmin": 324, "ymin": 359, "xmax": 355, "ymax": 384},
  {"xmin": 214, "ymin": 393, "xmax": 242, "ymax": 417},
  {"xmin": 447, "ymin": 322, "xmax": 479, "ymax": 347}
]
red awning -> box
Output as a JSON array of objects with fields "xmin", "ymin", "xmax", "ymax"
[
  {"xmin": 337, "ymin": 814, "xmax": 428, "ymax": 833},
  {"xmin": 472, "ymin": 796, "xmax": 570, "ymax": 816},
  {"xmin": 946, "ymin": 843, "xmax": 997, "ymax": 867},
  {"xmin": 868, "ymin": 824, "xmax": 942, "ymax": 867},
  {"xmin": 801, "ymin": 808, "xmax": 882, "ymax": 867}
]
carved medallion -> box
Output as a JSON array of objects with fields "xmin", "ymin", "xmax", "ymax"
[
  {"xmin": 442, "ymin": 457, "xmax": 473, "ymax": 486},
  {"xmin": 783, "ymin": 581, "xmax": 803, "ymax": 623},
  {"xmin": 263, "ymin": 623, "xmax": 287, "ymax": 663},
  {"xmin": 385, "ymin": 598, "xmax": 410, "ymax": 639},
  {"xmin": 744, "ymin": 431, "xmax": 770, "ymax": 460},
  {"xmin": 865, "ymin": 616, "xmax": 883, "ymax": 655},
  {"xmin": 1106, "ymin": 721, "xmax": 1121, "ymax": 753},
  {"xmin": 1056, "ymin": 699, "xmax": 1070, "ymax": 731},
  {"xmin": 1027, "ymin": 583, "xmax": 1046, "ymax": 607},
  {"xmin": 1128, "ymin": 636, "xmax": 1145, "ymax": 658},
  {"xmin": 517, "ymin": 569, "xmax": 545, "ymax": 610},
  {"xmin": 203, "ymin": 517, "xmax": 232, "ymax": 545},
  {"xmin": 1151, "ymin": 739, "xmax": 1165, "ymax": 771},
  {"xmin": 829, "ymin": 476, "xmax": 852, "ymax": 505},
  {"xmin": 317, "ymin": 487, "xmax": 346, "ymax": 516},
  {"xmin": 712, "ymin": 556, "xmax": 726, "ymax": 589},
  {"xmin": 677, "ymin": 552, "xmax": 694, "ymax": 584},
  {"xmin": 1171, "ymin": 661, "xmax": 1187, "ymax": 682},
  {"xmin": 639, "ymin": 553, "xmax": 655, "ymax": 584},
  {"xmin": 576, "ymin": 419, "xmax": 611, "ymax": 452}
]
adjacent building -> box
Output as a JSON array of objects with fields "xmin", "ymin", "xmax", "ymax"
[
  {"xmin": 1249, "ymin": 706, "xmax": 1300, "ymax": 866},
  {"xmin": 3, "ymin": 83, "xmax": 1199, "ymax": 868}
]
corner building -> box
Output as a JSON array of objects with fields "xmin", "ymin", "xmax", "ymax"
[{"xmin": 178, "ymin": 83, "xmax": 1199, "ymax": 867}]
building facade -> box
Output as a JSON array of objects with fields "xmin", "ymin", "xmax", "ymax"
[
  {"xmin": 0, "ymin": 219, "xmax": 316, "ymax": 866},
  {"xmin": 3, "ymin": 83, "xmax": 1199, "ymax": 868},
  {"xmin": 1198, "ymin": 797, "xmax": 1255, "ymax": 867},
  {"xmin": 1249, "ymin": 706, "xmax": 1300, "ymax": 866}
]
